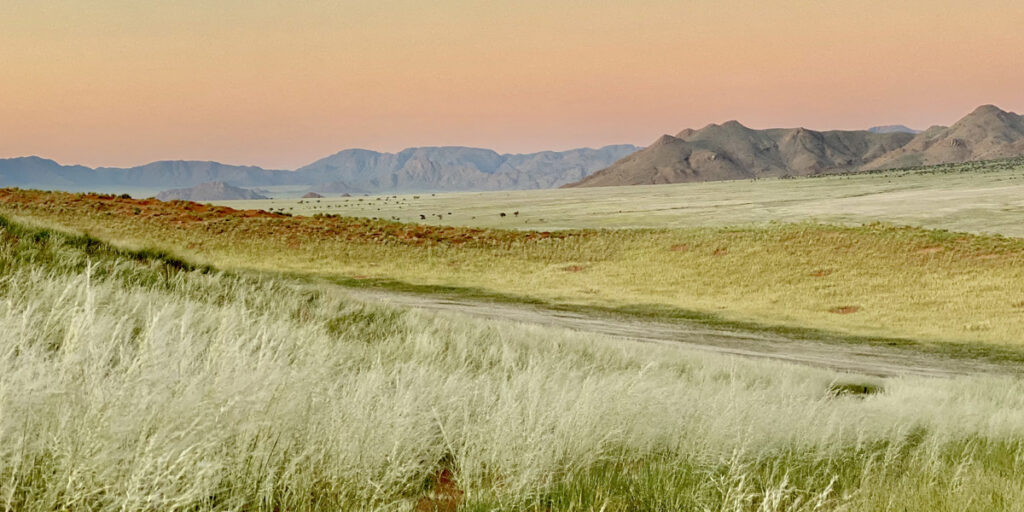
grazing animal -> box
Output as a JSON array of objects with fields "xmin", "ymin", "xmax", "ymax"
[
  {"xmin": 500, "ymin": 212, "xmax": 506, "ymax": 217},
  {"xmin": 419, "ymin": 214, "xmax": 426, "ymax": 220},
  {"xmin": 513, "ymin": 211, "xmax": 519, "ymax": 217}
]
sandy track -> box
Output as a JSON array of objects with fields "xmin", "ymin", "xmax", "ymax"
[{"xmin": 345, "ymin": 288, "xmax": 1015, "ymax": 379}]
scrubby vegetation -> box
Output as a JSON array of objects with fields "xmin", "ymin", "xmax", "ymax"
[
  {"xmin": 1, "ymin": 215, "xmax": 1024, "ymax": 510},
  {"xmin": 2, "ymin": 188, "xmax": 1024, "ymax": 347}
]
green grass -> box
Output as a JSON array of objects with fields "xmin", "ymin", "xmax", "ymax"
[
  {"xmin": 224, "ymin": 157, "xmax": 1024, "ymax": 235},
  {"xmin": 315, "ymin": 272, "xmax": 1024, "ymax": 368},
  {"xmin": 3, "ymin": 216, "xmax": 1024, "ymax": 510},
  {"xmin": 6, "ymin": 185, "xmax": 1024, "ymax": 347}
]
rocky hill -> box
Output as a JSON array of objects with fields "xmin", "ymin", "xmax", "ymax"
[
  {"xmin": 568, "ymin": 105, "xmax": 1024, "ymax": 188},
  {"xmin": 154, "ymin": 182, "xmax": 269, "ymax": 201},
  {"xmin": 569, "ymin": 123, "xmax": 913, "ymax": 187},
  {"xmin": 864, "ymin": 105, "xmax": 1024, "ymax": 170}
]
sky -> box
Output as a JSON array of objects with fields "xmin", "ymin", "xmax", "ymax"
[{"xmin": 2, "ymin": 0, "xmax": 1023, "ymax": 169}]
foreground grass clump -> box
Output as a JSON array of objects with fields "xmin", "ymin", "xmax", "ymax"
[
  {"xmin": 3, "ymin": 188, "xmax": 1024, "ymax": 346},
  {"xmin": 2, "ymin": 217, "xmax": 1024, "ymax": 510}
]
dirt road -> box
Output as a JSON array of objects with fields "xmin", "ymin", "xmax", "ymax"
[{"xmin": 345, "ymin": 287, "xmax": 1015, "ymax": 378}]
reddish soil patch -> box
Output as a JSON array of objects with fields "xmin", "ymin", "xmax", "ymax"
[
  {"xmin": 810, "ymin": 269, "xmax": 834, "ymax": 278},
  {"xmin": 563, "ymin": 265, "xmax": 586, "ymax": 272},
  {"xmin": 829, "ymin": 306, "xmax": 861, "ymax": 314},
  {"xmin": 0, "ymin": 188, "xmax": 588, "ymax": 249},
  {"xmin": 670, "ymin": 244, "xmax": 689, "ymax": 252},
  {"xmin": 0, "ymin": 188, "xmax": 280, "ymax": 225},
  {"xmin": 415, "ymin": 467, "xmax": 464, "ymax": 512}
]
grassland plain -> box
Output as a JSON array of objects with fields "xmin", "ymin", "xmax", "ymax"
[
  {"xmin": 3, "ymin": 215, "xmax": 1024, "ymax": 511},
  {"xmin": 2, "ymin": 188, "xmax": 1024, "ymax": 349},
  {"xmin": 227, "ymin": 158, "xmax": 1024, "ymax": 234}
]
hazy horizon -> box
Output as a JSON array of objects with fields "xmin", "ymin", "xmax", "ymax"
[{"xmin": 3, "ymin": 0, "xmax": 1023, "ymax": 169}]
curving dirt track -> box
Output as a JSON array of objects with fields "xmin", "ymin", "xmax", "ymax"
[{"xmin": 346, "ymin": 287, "xmax": 1017, "ymax": 379}]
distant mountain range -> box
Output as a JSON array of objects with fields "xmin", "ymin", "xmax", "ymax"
[
  {"xmin": 868, "ymin": 125, "xmax": 921, "ymax": 134},
  {"xmin": 568, "ymin": 105, "xmax": 1024, "ymax": 188},
  {"xmin": 4, "ymin": 105, "xmax": 1024, "ymax": 198},
  {"xmin": 0, "ymin": 145, "xmax": 639, "ymax": 197},
  {"xmin": 298, "ymin": 145, "xmax": 639, "ymax": 193}
]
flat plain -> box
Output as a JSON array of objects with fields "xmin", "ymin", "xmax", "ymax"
[{"xmin": 226, "ymin": 158, "xmax": 1024, "ymax": 235}]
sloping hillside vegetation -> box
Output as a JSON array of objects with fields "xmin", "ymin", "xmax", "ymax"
[{"xmin": 3, "ymin": 188, "xmax": 1024, "ymax": 347}]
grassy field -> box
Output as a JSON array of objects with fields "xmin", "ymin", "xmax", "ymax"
[
  {"xmin": 3, "ymin": 215, "xmax": 1024, "ymax": 511},
  {"xmin": 2, "ymin": 187, "xmax": 1024, "ymax": 349},
  {"xmin": 224, "ymin": 158, "xmax": 1024, "ymax": 235}
]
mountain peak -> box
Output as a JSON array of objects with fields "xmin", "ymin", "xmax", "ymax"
[
  {"xmin": 695, "ymin": 120, "xmax": 753, "ymax": 137},
  {"xmin": 951, "ymin": 104, "xmax": 1023, "ymax": 132},
  {"xmin": 5, "ymin": 155, "xmax": 59, "ymax": 165},
  {"xmin": 653, "ymin": 134, "xmax": 682, "ymax": 145},
  {"xmin": 969, "ymin": 104, "xmax": 1008, "ymax": 117},
  {"xmin": 699, "ymin": 120, "xmax": 748, "ymax": 131}
]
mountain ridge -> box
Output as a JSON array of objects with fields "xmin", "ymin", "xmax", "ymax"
[
  {"xmin": 295, "ymin": 144, "xmax": 640, "ymax": 193},
  {"xmin": 0, "ymin": 145, "xmax": 639, "ymax": 195},
  {"xmin": 567, "ymin": 105, "xmax": 1024, "ymax": 188}
]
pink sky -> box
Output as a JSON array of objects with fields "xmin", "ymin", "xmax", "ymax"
[{"xmin": 2, "ymin": 0, "xmax": 1023, "ymax": 169}]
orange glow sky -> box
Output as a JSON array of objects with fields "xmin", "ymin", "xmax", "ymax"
[{"xmin": 2, "ymin": 0, "xmax": 1023, "ymax": 169}]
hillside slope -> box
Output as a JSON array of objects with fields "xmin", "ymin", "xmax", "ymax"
[{"xmin": 865, "ymin": 105, "xmax": 1024, "ymax": 170}]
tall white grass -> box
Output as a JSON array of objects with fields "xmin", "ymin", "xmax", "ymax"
[{"xmin": 1, "ymin": 229, "xmax": 1023, "ymax": 510}]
